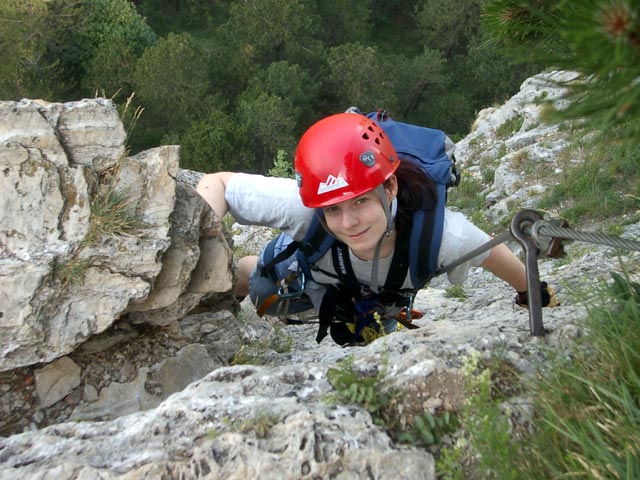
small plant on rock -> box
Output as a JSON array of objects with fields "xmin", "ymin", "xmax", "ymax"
[
  {"xmin": 437, "ymin": 350, "xmax": 523, "ymax": 479},
  {"xmin": 222, "ymin": 410, "xmax": 280, "ymax": 439},
  {"xmin": 325, "ymin": 355, "xmax": 395, "ymax": 427},
  {"xmin": 496, "ymin": 115, "xmax": 524, "ymax": 138},
  {"xmin": 395, "ymin": 410, "xmax": 459, "ymax": 448},
  {"xmin": 326, "ymin": 355, "xmax": 459, "ymax": 451},
  {"xmin": 231, "ymin": 325, "xmax": 293, "ymax": 365},
  {"xmin": 53, "ymin": 257, "xmax": 91, "ymax": 288},
  {"xmin": 84, "ymin": 184, "xmax": 145, "ymax": 245},
  {"xmin": 445, "ymin": 285, "xmax": 468, "ymax": 300},
  {"xmin": 236, "ymin": 411, "xmax": 280, "ymax": 438}
]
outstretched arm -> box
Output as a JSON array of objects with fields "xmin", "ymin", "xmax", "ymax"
[
  {"xmin": 480, "ymin": 243, "xmax": 528, "ymax": 292},
  {"xmin": 196, "ymin": 172, "xmax": 236, "ymax": 220}
]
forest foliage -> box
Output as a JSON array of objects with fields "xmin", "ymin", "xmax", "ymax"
[{"xmin": 0, "ymin": 0, "xmax": 542, "ymax": 173}]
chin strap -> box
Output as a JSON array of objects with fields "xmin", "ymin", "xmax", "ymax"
[{"xmin": 369, "ymin": 186, "xmax": 397, "ymax": 293}]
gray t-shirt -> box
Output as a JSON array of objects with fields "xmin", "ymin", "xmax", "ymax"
[{"xmin": 226, "ymin": 173, "xmax": 491, "ymax": 308}]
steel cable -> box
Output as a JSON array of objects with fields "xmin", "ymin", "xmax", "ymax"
[
  {"xmin": 534, "ymin": 224, "xmax": 640, "ymax": 252},
  {"xmin": 437, "ymin": 221, "xmax": 639, "ymax": 279}
]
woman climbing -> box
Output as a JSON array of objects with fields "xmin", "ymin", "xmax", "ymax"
[{"xmin": 196, "ymin": 111, "xmax": 556, "ymax": 346}]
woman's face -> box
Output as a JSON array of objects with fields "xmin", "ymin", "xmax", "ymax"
[{"xmin": 322, "ymin": 176, "xmax": 397, "ymax": 260}]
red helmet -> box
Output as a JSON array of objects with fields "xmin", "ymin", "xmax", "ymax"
[{"xmin": 295, "ymin": 113, "xmax": 399, "ymax": 208}]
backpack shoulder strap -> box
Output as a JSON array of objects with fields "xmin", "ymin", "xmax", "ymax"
[
  {"xmin": 258, "ymin": 213, "xmax": 333, "ymax": 281},
  {"xmin": 365, "ymin": 109, "xmax": 450, "ymax": 288},
  {"xmin": 295, "ymin": 213, "xmax": 337, "ymax": 279},
  {"xmin": 259, "ymin": 236, "xmax": 300, "ymax": 278},
  {"xmin": 408, "ymin": 188, "xmax": 444, "ymax": 286},
  {"xmin": 299, "ymin": 215, "xmax": 335, "ymax": 260},
  {"xmin": 381, "ymin": 227, "xmax": 410, "ymax": 291},
  {"xmin": 381, "ymin": 199, "xmax": 441, "ymax": 290}
]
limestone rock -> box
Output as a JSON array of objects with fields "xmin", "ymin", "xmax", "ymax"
[
  {"xmin": 455, "ymin": 70, "xmax": 580, "ymax": 224},
  {"xmin": 0, "ymin": 99, "xmax": 234, "ymax": 371},
  {"xmin": 0, "ymin": 363, "xmax": 437, "ymax": 480},
  {"xmin": 34, "ymin": 357, "xmax": 81, "ymax": 408}
]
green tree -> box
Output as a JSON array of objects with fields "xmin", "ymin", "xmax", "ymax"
[
  {"xmin": 132, "ymin": 32, "xmax": 211, "ymax": 131},
  {"xmin": 236, "ymin": 92, "xmax": 297, "ymax": 173},
  {"xmin": 370, "ymin": 0, "xmax": 413, "ymax": 23},
  {"xmin": 453, "ymin": 33, "xmax": 541, "ymax": 116},
  {"xmin": 48, "ymin": 0, "xmax": 157, "ymax": 98},
  {"xmin": 219, "ymin": 0, "xmax": 322, "ymax": 89},
  {"xmin": 313, "ymin": 0, "xmax": 372, "ymax": 46},
  {"xmin": 0, "ymin": 1, "xmax": 69, "ymax": 99},
  {"xmin": 481, "ymin": 0, "xmax": 566, "ymax": 62},
  {"xmin": 246, "ymin": 61, "xmax": 321, "ymax": 130},
  {"xmin": 83, "ymin": 35, "xmax": 140, "ymax": 98},
  {"xmin": 135, "ymin": 0, "xmax": 227, "ymax": 34},
  {"xmin": 179, "ymin": 109, "xmax": 255, "ymax": 173},
  {"xmin": 326, "ymin": 42, "xmax": 398, "ymax": 113},
  {"xmin": 416, "ymin": 82, "xmax": 477, "ymax": 135},
  {"xmin": 482, "ymin": 0, "xmax": 640, "ymax": 147},
  {"xmin": 391, "ymin": 47, "xmax": 446, "ymax": 118},
  {"xmin": 415, "ymin": 0, "xmax": 481, "ymax": 59}
]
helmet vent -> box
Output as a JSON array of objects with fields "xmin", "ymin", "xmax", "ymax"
[{"xmin": 362, "ymin": 132, "xmax": 383, "ymax": 146}]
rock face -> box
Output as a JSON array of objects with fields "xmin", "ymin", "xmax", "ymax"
[
  {"xmin": 0, "ymin": 75, "xmax": 638, "ymax": 479},
  {"xmin": 0, "ymin": 98, "xmax": 240, "ymax": 435},
  {"xmin": 0, "ymin": 99, "xmax": 233, "ymax": 372},
  {"xmin": 455, "ymin": 70, "xmax": 579, "ymax": 224}
]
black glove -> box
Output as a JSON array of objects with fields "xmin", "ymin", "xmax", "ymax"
[{"xmin": 515, "ymin": 281, "xmax": 559, "ymax": 308}]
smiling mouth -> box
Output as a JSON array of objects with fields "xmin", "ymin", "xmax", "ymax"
[{"xmin": 348, "ymin": 228, "xmax": 370, "ymax": 239}]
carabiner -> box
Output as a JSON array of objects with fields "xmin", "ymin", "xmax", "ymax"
[{"xmin": 277, "ymin": 271, "xmax": 307, "ymax": 300}]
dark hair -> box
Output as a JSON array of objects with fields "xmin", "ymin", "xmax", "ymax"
[{"xmin": 387, "ymin": 160, "xmax": 437, "ymax": 234}]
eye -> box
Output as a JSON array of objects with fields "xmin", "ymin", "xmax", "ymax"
[
  {"xmin": 354, "ymin": 197, "xmax": 368, "ymax": 206},
  {"xmin": 323, "ymin": 205, "xmax": 340, "ymax": 215}
]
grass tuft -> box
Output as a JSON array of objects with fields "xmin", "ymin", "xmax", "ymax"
[
  {"xmin": 84, "ymin": 184, "xmax": 145, "ymax": 245},
  {"xmin": 538, "ymin": 127, "xmax": 640, "ymax": 226},
  {"xmin": 53, "ymin": 257, "xmax": 91, "ymax": 288},
  {"xmin": 521, "ymin": 271, "xmax": 640, "ymax": 479},
  {"xmin": 445, "ymin": 285, "xmax": 468, "ymax": 300}
]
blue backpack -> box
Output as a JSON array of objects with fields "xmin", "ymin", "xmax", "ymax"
[{"xmin": 257, "ymin": 110, "xmax": 459, "ymax": 341}]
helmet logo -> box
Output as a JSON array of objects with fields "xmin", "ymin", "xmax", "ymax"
[
  {"xmin": 360, "ymin": 150, "xmax": 376, "ymax": 167},
  {"xmin": 317, "ymin": 174, "xmax": 349, "ymax": 195}
]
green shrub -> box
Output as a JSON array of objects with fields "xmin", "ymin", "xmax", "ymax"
[
  {"xmin": 437, "ymin": 350, "xmax": 522, "ymax": 479},
  {"xmin": 267, "ymin": 149, "xmax": 295, "ymax": 179},
  {"xmin": 495, "ymin": 115, "xmax": 524, "ymax": 138},
  {"xmin": 325, "ymin": 355, "xmax": 394, "ymax": 427},
  {"xmin": 326, "ymin": 355, "xmax": 458, "ymax": 449}
]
